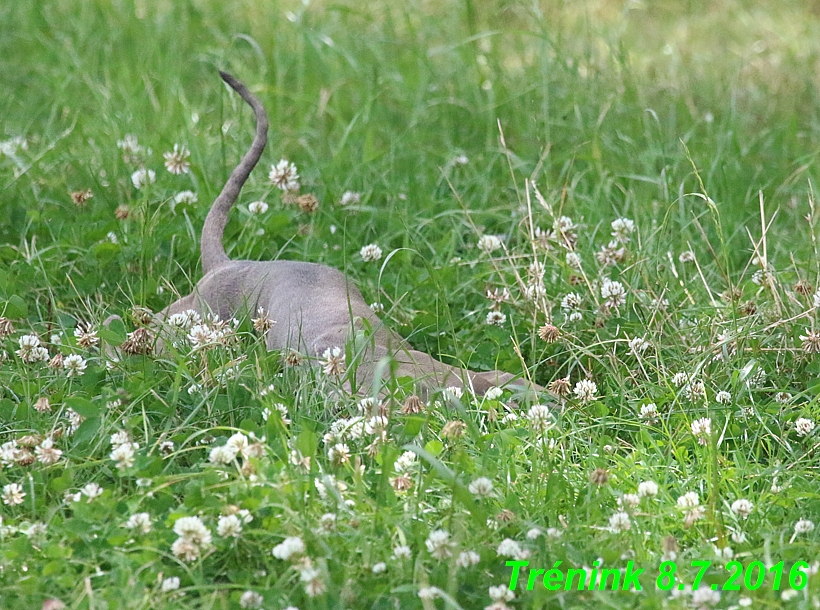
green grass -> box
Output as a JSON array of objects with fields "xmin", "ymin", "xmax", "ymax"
[{"xmin": 2, "ymin": 0, "xmax": 820, "ymax": 608}]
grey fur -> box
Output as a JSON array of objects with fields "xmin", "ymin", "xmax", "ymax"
[{"xmin": 114, "ymin": 72, "xmax": 541, "ymax": 398}]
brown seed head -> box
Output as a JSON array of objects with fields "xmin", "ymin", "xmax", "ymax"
[
  {"xmin": 70, "ymin": 189, "xmax": 93, "ymax": 206},
  {"xmin": 401, "ymin": 394, "xmax": 424, "ymax": 414},
  {"xmin": 662, "ymin": 535, "xmax": 678, "ymax": 555},
  {"xmin": 538, "ymin": 323, "xmax": 560, "ymax": 343},
  {"xmin": 795, "ymin": 279, "xmax": 813, "ymax": 296},
  {"xmin": 495, "ymin": 509, "xmax": 515, "ymax": 522},
  {"xmin": 34, "ymin": 396, "xmax": 52, "ymax": 413},
  {"xmin": 130, "ymin": 307, "xmax": 153, "ymax": 326},
  {"xmin": 441, "ymin": 420, "xmax": 467, "ymax": 439},
  {"xmin": 281, "ymin": 190, "xmax": 300, "ymax": 205},
  {"xmin": 283, "ymin": 350, "xmax": 304, "ymax": 367},
  {"xmin": 740, "ymin": 300, "xmax": 757, "ymax": 316},
  {"xmin": 115, "ymin": 204, "xmax": 131, "ymax": 220},
  {"xmin": 122, "ymin": 327, "xmax": 154, "ymax": 355},
  {"xmin": 17, "ymin": 434, "xmax": 43, "ymax": 448},
  {"xmin": 297, "ymin": 193, "xmax": 319, "ymax": 213},
  {"xmin": 548, "ymin": 377, "xmax": 571, "ymax": 397},
  {"xmin": 590, "ymin": 467, "xmax": 609, "ymax": 486},
  {"xmin": 391, "ymin": 475, "xmax": 413, "ymax": 492},
  {"xmin": 0, "ymin": 317, "xmax": 14, "ymax": 338},
  {"xmin": 16, "ymin": 449, "xmax": 35, "ymax": 466}
]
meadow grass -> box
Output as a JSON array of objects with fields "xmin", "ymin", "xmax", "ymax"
[{"xmin": 2, "ymin": 0, "xmax": 820, "ymax": 608}]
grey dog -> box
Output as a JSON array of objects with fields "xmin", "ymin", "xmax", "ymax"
[{"xmin": 113, "ymin": 72, "xmax": 541, "ymax": 397}]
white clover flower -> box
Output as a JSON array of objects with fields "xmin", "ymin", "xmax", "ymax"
[
  {"xmin": 637, "ymin": 481, "xmax": 659, "ymax": 497},
  {"xmin": 209, "ymin": 444, "xmax": 239, "ymax": 465},
  {"xmin": 418, "ymin": 587, "xmax": 441, "ymax": 601},
  {"xmin": 394, "ymin": 451, "xmax": 417, "ymax": 473},
  {"xmin": 731, "ymin": 499, "xmax": 753, "ymax": 518},
  {"xmin": 0, "ymin": 135, "xmax": 27, "ymax": 156},
  {"xmin": 639, "ymin": 403, "xmax": 658, "ymax": 421},
  {"xmin": 160, "ymin": 576, "xmax": 180, "ymax": 592},
  {"xmin": 16, "ymin": 333, "xmax": 49, "ymax": 363},
  {"xmin": 628, "ymin": 336, "xmax": 649, "ymax": 354},
  {"xmin": 163, "ymin": 144, "xmax": 191, "ymax": 174},
  {"xmin": 488, "ymin": 584, "xmax": 515, "ymax": 602},
  {"xmin": 609, "ymin": 511, "xmax": 631, "ymax": 532},
  {"xmin": 485, "ymin": 311, "xmax": 506, "ymax": 326},
  {"xmin": 63, "ymin": 354, "xmax": 88, "ymax": 377},
  {"xmin": 795, "ymin": 417, "xmax": 815, "ymax": 437},
  {"xmin": 684, "ymin": 380, "xmax": 706, "ymax": 401},
  {"xmin": 239, "ymin": 591, "xmax": 264, "ymax": 609},
  {"xmin": 523, "ymin": 282, "xmax": 546, "ymax": 301},
  {"xmin": 484, "ymin": 386, "xmax": 503, "ymax": 401},
  {"xmin": 611, "ymin": 217, "xmax": 635, "ymax": 243},
  {"xmin": 620, "ymin": 494, "xmax": 640, "ymax": 509},
  {"xmin": 691, "ymin": 417, "xmax": 712, "ymax": 445},
  {"xmin": 360, "ymin": 243, "xmax": 383, "ymax": 262},
  {"xmin": 173, "ymin": 190, "xmax": 198, "ymax": 206},
  {"xmin": 443, "ymin": 386, "xmax": 463, "ymax": 400},
  {"xmin": 554, "ymin": 215, "xmax": 576, "ymax": 233},
  {"xmin": 477, "ymin": 234, "xmax": 503, "ymax": 253},
  {"xmin": 677, "ymin": 491, "xmax": 700, "ymax": 509},
  {"xmin": 600, "ymin": 279, "xmax": 626, "ymax": 309},
  {"xmin": 124, "ymin": 512, "xmax": 152, "ymax": 534},
  {"xmin": 110, "ymin": 442, "xmax": 138, "ymax": 470},
  {"xmin": 455, "ymin": 550, "xmax": 480, "ymax": 567},
  {"xmin": 565, "ymin": 252, "xmax": 582, "ymax": 269},
  {"xmin": 269, "ymin": 159, "xmax": 299, "ymax": 191},
  {"xmin": 171, "ymin": 537, "xmax": 202, "ymax": 562},
  {"xmin": 496, "ymin": 538, "xmax": 522, "ymax": 558},
  {"xmin": 35, "ymin": 437, "xmax": 62, "ymax": 465},
  {"xmin": 573, "ymin": 379, "xmax": 598, "ymax": 402},
  {"xmin": 340, "ymin": 191, "xmax": 361, "ymax": 206},
  {"xmin": 248, "ymin": 200, "xmax": 269, "ymax": 214},
  {"xmin": 679, "ymin": 250, "xmax": 695, "ymax": 263},
  {"xmin": 546, "ymin": 527, "xmax": 562, "ymax": 538},
  {"xmin": 320, "ymin": 346, "xmax": 346, "ymax": 376},
  {"xmin": 188, "ymin": 323, "xmax": 218, "ymax": 348},
  {"xmin": 561, "ymin": 292, "xmax": 583, "ymax": 311},
  {"xmin": 81, "ymin": 482, "xmax": 103, "ymax": 500},
  {"xmin": 217, "ymin": 514, "xmax": 243, "ymax": 538},
  {"xmin": 691, "ymin": 587, "xmax": 720, "ymax": 607},
  {"xmin": 526, "ymin": 404, "xmax": 554, "ymax": 432},
  {"xmin": 525, "ymin": 528, "xmax": 542, "ymax": 540},
  {"xmin": 272, "ymin": 536, "xmax": 306, "ymax": 560},
  {"xmin": 715, "ymin": 391, "xmax": 732, "ymax": 405},
  {"xmin": 468, "ymin": 477, "xmax": 495, "ymax": 498},
  {"xmin": 19, "ymin": 334, "xmax": 41, "ymax": 349},
  {"xmin": 392, "ymin": 545, "xmax": 412, "ymax": 560},
  {"xmin": 671, "ymin": 372, "xmax": 688, "ymax": 387},
  {"xmin": 371, "ymin": 562, "xmax": 387, "ymax": 574},
  {"xmin": 794, "ymin": 519, "xmax": 815, "ymax": 535},
  {"xmin": 73, "ymin": 326, "xmax": 99, "ymax": 348},
  {"xmin": 110, "ymin": 430, "xmax": 130, "ymax": 447},
  {"xmin": 131, "ymin": 168, "xmax": 156, "ymax": 189},
  {"xmin": 2, "ymin": 483, "xmax": 25, "ymax": 506},
  {"xmin": 813, "ymin": 287, "xmax": 820, "ymax": 309},
  {"xmin": 327, "ymin": 442, "xmax": 351, "ymax": 465},
  {"xmin": 173, "ymin": 516, "xmax": 212, "ymax": 545},
  {"xmin": 425, "ymin": 529, "xmax": 453, "ymax": 560},
  {"xmin": 167, "ymin": 309, "xmax": 201, "ymax": 330}
]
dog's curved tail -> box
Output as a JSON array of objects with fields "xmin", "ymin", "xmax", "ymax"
[{"xmin": 201, "ymin": 71, "xmax": 269, "ymax": 274}]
